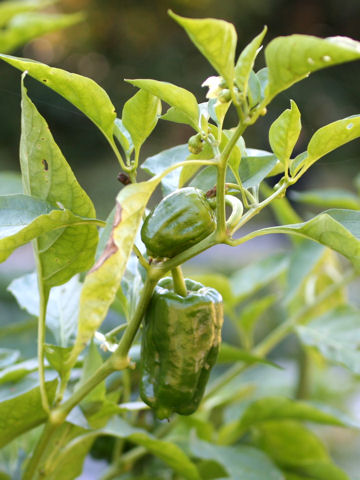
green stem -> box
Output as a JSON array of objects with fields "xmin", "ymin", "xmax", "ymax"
[
  {"xmin": 133, "ymin": 244, "xmax": 149, "ymax": 271},
  {"xmin": 33, "ymin": 241, "xmax": 50, "ymax": 414},
  {"xmin": 295, "ymin": 344, "xmax": 310, "ymax": 400},
  {"xmin": 105, "ymin": 323, "xmax": 128, "ymax": 340},
  {"xmin": 171, "ymin": 266, "xmax": 187, "ymax": 296},
  {"xmin": 22, "ymin": 422, "xmax": 57, "ymax": 480}
]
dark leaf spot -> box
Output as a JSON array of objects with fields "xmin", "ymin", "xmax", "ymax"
[{"xmin": 42, "ymin": 159, "xmax": 49, "ymax": 171}]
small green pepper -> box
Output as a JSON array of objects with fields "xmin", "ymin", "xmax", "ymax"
[
  {"xmin": 141, "ymin": 187, "xmax": 216, "ymax": 258},
  {"xmin": 140, "ymin": 277, "xmax": 223, "ymax": 419}
]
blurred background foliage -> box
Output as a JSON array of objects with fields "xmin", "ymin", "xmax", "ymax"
[{"xmin": 1, "ymin": 0, "xmax": 360, "ymax": 218}]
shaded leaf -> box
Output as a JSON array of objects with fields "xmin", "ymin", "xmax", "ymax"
[
  {"xmin": 240, "ymin": 149, "xmax": 278, "ymax": 188},
  {"xmin": 8, "ymin": 272, "xmax": 81, "ymax": 346},
  {"xmin": 257, "ymin": 209, "xmax": 360, "ymax": 271},
  {"xmin": 0, "ymin": 349, "xmax": 20, "ymax": 369},
  {"xmin": 218, "ymin": 343, "xmax": 279, "ymax": 368},
  {"xmin": 114, "ymin": 118, "xmax": 133, "ymax": 156},
  {"xmin": 0, "ymin": 359, "xmax": 38, "ymax": 384},
  {"xmin": 0, "ymin": 171, "xmax": 22, "ymax": 195},
  {"xmin": 0, "ymin": 195, "xmax": 97, "ymax": 266},
  {"xmin": 297, "ymin": 305, "xmax": 360, "ymax": 374},
  {"xmin": 290, "ymin": 189, "xmax": 360, "ymax": 210},
  {"xmin": 141, "ymin": 144, "xmax": 189, "ymax": 195},
  {"xmin": 190, "ymin": 437, "xmax": 284, "ymax": 480},
  {"xmin": 230, "ymin": 252, "xmax": 289, "ymax": 301},
  {"xmin": 0, "ymin": 377, "xmax": 57, "ymax": 448},
  {"xmin": 44, "ymin": 344, "xmax": 72, "ymax": 381}
]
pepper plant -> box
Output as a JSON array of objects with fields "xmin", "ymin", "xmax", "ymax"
[{"xmin": 1, "ymin": 10, "xmax": 360, "ymax": 480}]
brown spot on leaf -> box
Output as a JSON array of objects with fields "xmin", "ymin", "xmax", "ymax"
[
  {"xmin": 206, "ymin": 186, "xmax": 217, "ymax": 198},
  {"xmin": 89, "ymin": 202, "xmax": 122, "ymax": 273},
  {"xmin": 42, "ymin": 159, "xmax": 49, "ymax": 171}
]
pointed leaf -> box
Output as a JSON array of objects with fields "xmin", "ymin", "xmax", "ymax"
[
  {"xmin": 235, "ymin": 26, "xmax": 267, "ymax": 94},
  {"xmin": 8, "ymin": 272, "xmax": 81, "ymax": 347},
  {"xmin": 269, "ymin": 100, "xmax": 301, "ymax": 165},
  {"xmin": 0, "ymin": 53, "xmax": 116, "ymax": 142},
  {"xmin": 55, "ymin": 416, "xmax": 201, "ymax": 480},
  {"xmin": 0, "ymin": 194, "xmax": 97, "ymax": 266},
  {"xmin": 122, "ymin": 89, "xmax": 161, "ymax": 153},
  {"xmin": 297, "ymin": 305, "xmax": 360, "ymax": 374},
  {"xmin": 294, "ymin": 115, "xmax": 360, "ymax": 175},
  {"xmin": 126, "ymin": 78, "xmax": 199, "ymax": 131},
  {"xmin": 21, "ymin": 79, "xmax": 98, "ymax": 286},
  {"xmin": 190, "ymin": 437, "xmax": 284, "ymax": 480},
  {"xmin": 290, "ymin": 188, "xmax": 360, "ymax": 210},
  {"xmin": 69, "ymin": 177, "xmax": 161, "ymax": 364},
  {"xmin": 0, "ymin": 377, "xmax": 57, "ymax": 448},
  {"xmin": 230, "ymin": 252, "xmax": 289, "ymax": 301},
  {"xmin": 44, "ymin": 344, "xmax": 72, "ymax": 381},
  {"xmin": 240, "ymin": 396, "xmax": 359, "ymax": 430},
  {"xmin": 169, "ymin": 11, "xmax": 237, "ymax": 88},
  {"xmin": 265, "ymin": 34, "xmax": 360, "ymax": 101},
  {"xmin": 0, "ymin": 12, "xmax": 83, "ymax": 54},
  {"xmin": 141, "ymin": 144, "xmax": 189, "ymax": 195},
  {"xmin": 258, "ymin": 209, "xmax": 360, "ymax": 271}
]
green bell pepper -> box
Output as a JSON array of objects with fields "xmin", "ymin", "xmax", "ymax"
[
  {"xmin": 140, "ymin": 277, "xmax": 223, "ymax": 419},
  {"xmin": 141, "ymin": 187, "xmax": 216, "ymax": 258}
]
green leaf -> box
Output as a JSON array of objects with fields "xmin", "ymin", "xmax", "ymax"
[
  {"xmin": 0, "ymin": 359, "xmax": 38, "ymax": 384},
  {"xmin": 126, "ymin": 78, "xmax": 199, "ymax": 131},
  {"xmin": 0, "ymin": 349, "xmax": 20, "ymax": 369},
  {"xmin": 248, "ymin": 70, "xmax": 262, "ymax": 108},
  {"xmin": 122, "ymin": 89, "xmax": 161, "ymax": 154},
  {"xmin": 265, "ymin": 34, "xmax": 360, "ymax": 101},
  {"xmin": 0, "ymin": 171, "xmax": 22, "ymax": 195},
  {"xmin": 44, "ymin": 344, "xmax": 72, "ymax": 381},
  {"xmin": 69, "ymin": 177, "xmax": 162, "ymax": 364},
  {"xmin": 0, "ymin": 377, "xmax": 57, "ymax": 448},
  {"xmin": 0, "ymin": 195, "xmax": 97, "ymax": 266},
  {"xmin": 240, "ymin": 396, "xmax": 359, "ymax": 430},
  {"xmin": 230, "ymin": 252, "xmax": 289, "ymax": 302},
  {"xmin": 141, "ymin": 144, "xmax": 189, "ymax": 195},
  {"xmin": 241, "ymin": 149, "xmax": 278, "ymax": 188},
  {"xmin": 190, "ymin": 437, "xmax": 284, "ymax": 480},
  {"xmin": 56, "ymin": 416, "xmax": 201, "ymax": 480},
  {"xmin": 76, "ymin": 341, "xmax": 106, "ymax": 407},
  {"xmin": 0, "ymin": 0, "xmax": 53, "ymax": 28},
  {"xmin": 290, "ymin": 188, "xmax": 360, "ymax": 210},
  {"xmin": 0, "ymin": 12, "xmax": 83, "ymax": 54},
  {"xmin": 297, "ymin": 305, "xmax": 360, "ymax": 374},
  {"xmin": 293, "ymin": 115, "xmax": 360, "ymax": 175},
  {"xmin": 284, "ymin": 240, "xmax": 325, "ymax": 305},
  {"xmin": 258, "ymin": 209, "xmax": 360, "ymax": 271},
  {"xmin": 169, "ymin": 11, "xmax": 237, "ymax": 88},
  {"xmin": 239, "ymin": 294, "xmax": 277, "ymax": 340},
  {"xmin": 0, "ymin": 53, "xmax": 116, "ymax": 142},
  {"xmin": 218, "ymin": 343, "xmax": 279, "ymax": 368},
  {"xmin": 235, "ymin": 26, "xmax": 267, "ymax": 94},
  {"xmin": 114, "ymin": 118, "xmax": 133, "ymax": 156},
  {"xmin": 20, "ymin": 79, "xmax": 98, "ymax": 286},
  {"xmin": 254, "ymin": 420, "xmax": 329, "ymax": 466},
  {"xmin": 161, "ymin": 105, "xmax": 195, "ymax": 128},
  {"xmin": 269, "ymin": 100, "xmax": 301, "ymax": 166},
  {"xmin": 8, "ymin": 272, "xmax": 81, "ymax": 347}
]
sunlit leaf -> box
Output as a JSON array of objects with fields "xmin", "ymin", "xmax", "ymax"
[
  {"xmin": 169, "ymin": 11, "xmax": 237, "ymax": 88},
  {"xmin": 126, "ymin": 78, "xmax": 199, "ymax": 131},
  {"xmin": 269, "ymin": 100, "xmax": 301, "ymax": 166},
  {"xmin": 122, "ymin": 89, "xmax": 161, "ymax": 154},
  {"xmin": 265, "ymin": 34, "xmax": 360, "ymax": 101},
  {"xmin": 0, "ymin": 53, "xmax": 116, "ymax": 142},
  {"xmin": 235, "ymin": 26, "xmax": 267, "ymax": 94}
]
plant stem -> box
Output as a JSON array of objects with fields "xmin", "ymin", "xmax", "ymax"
[
  {"xmin": 295, "ymin": 344, "xmax": 310, "ymax": 400},
  {"xmin": 171, "ymin": 266, "xmax": 187, "ymax": 296},
  {"xmin": 23, "ymin": 422, "xmax": 57, "ymax": 480}
]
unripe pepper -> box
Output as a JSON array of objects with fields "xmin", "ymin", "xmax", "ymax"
[
  {"xmin": 141, "ymin": 187, "xmax": 216, "ymax": 258},
  {"xmin": 140, "ymin": 277, "xmax": 223, "ymax": 419}
]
